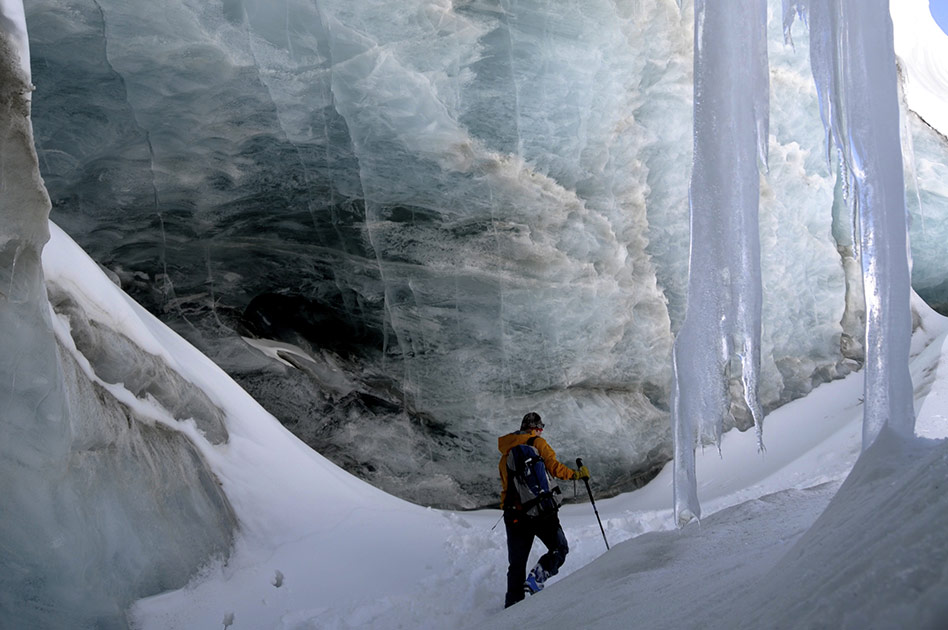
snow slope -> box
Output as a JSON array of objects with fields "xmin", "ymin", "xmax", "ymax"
[
  {"xmin": 14, "ymin": 0, "xmax": 945, "ymax": 624},
  {"xmin": 491, "ymin": 432, "xmax": 948, "ymax": 630},
  {"xmin": 41, "ymin": 224, "xmax": 948, "ymax": 628},
  {"xmin": 496, "ymin": 302, "xmax": 948, "ymax": 629},
  {"xmin": 893, "ymin": 0, "xmax": 948, "ymax": 137}
]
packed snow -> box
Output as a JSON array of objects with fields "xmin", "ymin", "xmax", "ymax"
[
  {"xmin": 15, "ymin": 0, "xmax": 948, "ymax": 512},
  {"xmin": 41, "ymin": 216, "xmax": 942, "ymax": 628},
  {"xmin": 42, "ymin": 230, "xmax": 948, "ymax": 629},
  {"xmin": 2, "ymin": 0, "xmax": 948, "ymax": 627}
]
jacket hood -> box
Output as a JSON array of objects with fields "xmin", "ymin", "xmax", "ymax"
[{"xmin": 498, "ymin": 430, "xmax": 537, "ymax": 454}]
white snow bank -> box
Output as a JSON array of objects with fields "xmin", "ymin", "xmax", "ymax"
[
  {"xmin": 0, "ymin": 0, "xmax": 30, "ymax": 81},
  {"xmin": 892, "ymin": 0, "xmax": 948, "ymax": 136},
  {"xmin": 723, "ymin": 429, "xmax": 948, "ymax": 629},
  {"xmin": 39, "ymin": 168, "xmax": 948, "ymax": 630},
  {"xmin": 122, "ymin": 278, "xmax": 948, "ymax": 629},
  {"xmin": 491, "ymin": 432, "xmax": 948, "ymax": 630},
  {"xmin": 490, "ymin": 482, "xmax": 843, "ymax": 630},
  {"xmin": 483, "ymin": 301, "xmax": 948, "ymax": 630},
  {"xmin": 43, "ymin": 223, "xmax": 452, "ymax": 627}
]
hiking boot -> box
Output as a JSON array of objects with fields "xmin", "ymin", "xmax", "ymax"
[{"xmin": 523, "ymin": 564, "xmax": 547, "ymax": 594}]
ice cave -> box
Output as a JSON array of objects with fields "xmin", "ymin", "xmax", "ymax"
[{"xmin": 1, "ymin": 0, "xmax": 947, "ymax": 628}]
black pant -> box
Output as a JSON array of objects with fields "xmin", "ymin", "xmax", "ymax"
[{"xmin": 503, "ymin": 510, "xmax": 569, "ymax": 607}]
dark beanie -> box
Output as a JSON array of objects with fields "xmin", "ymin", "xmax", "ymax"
[{"xmin": 520, "ymin": 412, "xmax": 544, "ymax": 430}]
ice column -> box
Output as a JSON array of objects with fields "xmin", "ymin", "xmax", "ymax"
[
  {"xmin": 804, "ymin": 0, "xmax": 915, "ymax": 446},
  {"xmin": 0, "ymin": 1, "xmax": 74, "ymax": 622},
  {"xmin": 2, "ymin": 4, "xmax": 237, "ymax": 626},
  {"xmin": 0, "ymin": 11, "xmax": 64, "ymax": 454},
  {"xmin": 671, "ymin": 0, "xmax": 768, "ymax": 526}
]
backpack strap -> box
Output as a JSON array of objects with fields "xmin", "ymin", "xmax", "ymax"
[
  {"xmin": 520, "ymin": 435, "xmax": 559, "ymax": 509},
  {"xmin": 505, "ymin": 436, "xmax": 559, "ymax": 514}
]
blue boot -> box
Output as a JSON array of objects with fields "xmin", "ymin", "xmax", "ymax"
[{"xmin": 523, "ymin": 564, "xmax": 548, "ymax": 595}]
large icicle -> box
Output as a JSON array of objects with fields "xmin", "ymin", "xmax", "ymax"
[
  {"xmin": 671, "ymin": 0, "xmax": 768, "ymax": 526},
  {"xmin": 805, "ymin": 0, "xmax": 915, "ymax": 447}
]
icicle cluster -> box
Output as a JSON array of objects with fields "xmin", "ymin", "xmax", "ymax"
[{"xmin": 673, "ymin": 0, "xmax": 915, "ymax": 526}]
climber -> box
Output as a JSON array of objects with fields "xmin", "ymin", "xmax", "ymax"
[{"xmin": 498, "ymin": 411, "xmax": 590, "ymax": 608}]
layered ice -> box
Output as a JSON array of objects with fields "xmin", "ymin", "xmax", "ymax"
[
  {"xmin": 3, "ymin": 0, "xmax": 948, "ymax": 625},
  {"xmin": 19, "ymin": 0, "xmax": 948, "ymax": 508},
  {"xmin": 1, "ymin": 6, "xmax": 236, "ymax": 626},
  {"xmin": 24, "ymin": 0, "xmax": 689, "ymax": 505}
]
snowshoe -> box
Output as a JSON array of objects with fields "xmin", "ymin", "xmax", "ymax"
[{"xmin": 523, "ymin": 565, "xmax": 546, "ymax": 595}]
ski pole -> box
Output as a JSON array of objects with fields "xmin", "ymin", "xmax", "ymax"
[
  {"xmin": 576, "ymin": 458, "xmax": 610, "ymax": 550},
  {"xmin": 490, "ymin": 513, "xmax": 504, "ymax": 531}
]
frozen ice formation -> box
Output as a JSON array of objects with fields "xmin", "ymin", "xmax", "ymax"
[
  {"xmin": 2, "ymin": 0, "xmax": 946, "ymax": 624},
  {"xmin": 799, "ymin": 0, "xmax": 915, "ymax": 447},
  {"xmin": 15, "ymin": 0, "xmax": 948, "ymax": 509},
  {"xmin": 672, "ymin": 0, "xmax": 769, "ymax": 526},
  {"xmin": 1, "ymin": 8, "xmax": 236, "ymax": 627},
  {"xmin": 673, "ymin": 0, "xmax": 918, "ymax": 525}
]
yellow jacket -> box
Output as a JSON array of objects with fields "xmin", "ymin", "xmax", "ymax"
[{"xmin": 498, "ymin": 430, "xmax": 576, "ymax": 508}]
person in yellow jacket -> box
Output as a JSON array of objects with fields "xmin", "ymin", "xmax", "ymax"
[{"xmin": 498, "ymin": 412, "xmax": 589, "ymax": 607}]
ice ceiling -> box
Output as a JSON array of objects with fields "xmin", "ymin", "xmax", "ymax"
[{"xmin": 22, "ymin": 0, "xmax": 948, "ymax": 508}]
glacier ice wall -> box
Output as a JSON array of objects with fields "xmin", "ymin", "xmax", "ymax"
[
  {"xmin": 22, "ymin": 0, "xmax": 948, "ymax": 507},
  {"xmin": 0, "ymin": 10, "xmax": 237, "ymax": 627}
]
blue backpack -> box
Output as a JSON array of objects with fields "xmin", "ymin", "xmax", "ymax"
[{"xmin": 505, "ymin": 437, "xmax": 562, "ymax": 517}]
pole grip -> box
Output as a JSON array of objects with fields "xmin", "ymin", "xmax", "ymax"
[{"xmin": 576, "ymin": 458, "xmax": 588, "ymax": 487}]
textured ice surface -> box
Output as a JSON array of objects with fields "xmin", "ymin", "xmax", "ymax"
[
  {"xmin": 672, "ymin": 0, "xmax": 768, "ymax": 525},
  {"xmin": 21, "ymin": 0, "xmax": 948, "ymax": 506},
  {"xmin": 0, "ymin": 11, "xmax": 236, "ymax": 627},
  {"xmin": 794, "ymin": 0, "xmax": 915, "ymax": 446},
  {"xmin": 0, "ymin": 0, "xmax": 29, "ymax": 80},
  {"xmin": 673, "ymin": 0, "xmax": 917, "ymax": 525},
  {"xmin": 907, "ymin": 115, "xmax": 948, "ymax": 310}
]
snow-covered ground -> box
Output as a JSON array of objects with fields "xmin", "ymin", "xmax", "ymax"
[
  {"xmin": 497, "ymin": 303, "xmax": 948, "ymax": 630},
  {"xmin": 41, "ymin": 224, "xmax": 948, "ymax": 629},
  {"xmin": 11, "ymin": 1, "xmax": 944, "ymax": 627},
  {"xmin": 893, "ymin": 0, "xmax": 948, "ymax": 137}
]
